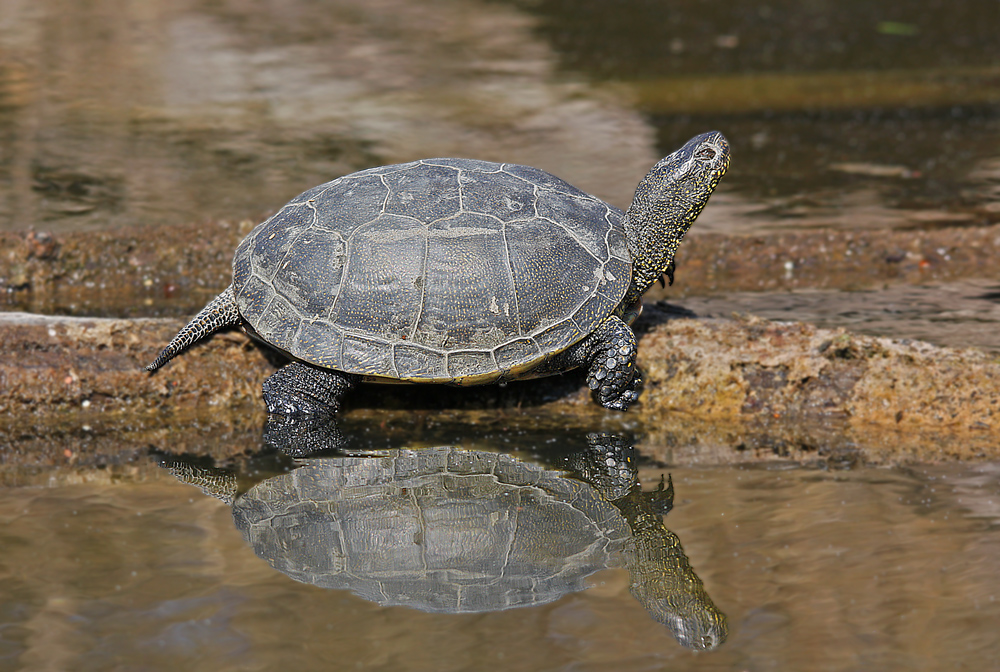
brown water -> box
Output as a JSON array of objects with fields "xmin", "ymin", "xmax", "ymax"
[
  {"xmin": 3, "ymin": 2, "xmax": 1000, "ymax": 668},
  {"xmin": 2, "ymin": 433, "xmax": 999, "ymax": 671},
  {"xmin": 1, "ymin": 0, "xmax": 998, "ymax": 237}
]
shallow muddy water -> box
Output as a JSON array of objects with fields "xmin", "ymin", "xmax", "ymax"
[{"xmin": 1, "ymin": 431, "xmax": 999, "ymax": 671}]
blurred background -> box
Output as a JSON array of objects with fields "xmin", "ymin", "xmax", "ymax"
[{"xmin": 1, "ymin": 0, "xmax": 997, "ymax": 236}]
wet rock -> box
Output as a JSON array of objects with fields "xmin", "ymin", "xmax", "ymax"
[
  {"xmin": 635, "ymin": 310, "xmax": 1000, "ymax": 461},
  {"xmin": 663, "ymin": 223, "xmax": 1000, "ymax": 299},
  {"xmin": 6, "ymin": 221, "xmax": 1000, "ymax": 314},
  {"xmin": 24, "ymin": 231, "xmax": 61, "ymax": 260},
  {"xmin": 0, "ymin": 312, "xmax": 270, "ymax": 416},
  {"xmin": 2, "ymin": 310, "xmax": 1000, "ymax": 465},
  {"xmin": 0, "ymin": 220, "xmax": 247, "ymax": 315}
]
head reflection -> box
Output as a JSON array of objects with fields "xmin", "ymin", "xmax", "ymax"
[{"xmin": 157, "ymin": 424, "xmax": 727, "ymax": 651}]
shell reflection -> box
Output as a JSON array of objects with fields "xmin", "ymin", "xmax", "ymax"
[{"xmin": 158, "ymin": 429, "xmax": 727, "ymax": 651}]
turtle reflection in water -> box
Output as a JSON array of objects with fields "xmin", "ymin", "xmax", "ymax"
[{"xmin": 160, "ymin": 434, "xmax": 728, "ymax": 651}]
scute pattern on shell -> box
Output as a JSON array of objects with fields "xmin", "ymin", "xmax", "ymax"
[
  {"xmin": 232, "ymin": 158, "xmax": 631, "ymax": 383},
  {"xmin": 234, "ymin": 448, "xmax": 631, "ymax": 612}
]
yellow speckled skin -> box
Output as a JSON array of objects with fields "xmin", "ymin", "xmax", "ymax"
[{"xmin": 232, "ymin": 158, "xmax": 631, "ymax": 384}]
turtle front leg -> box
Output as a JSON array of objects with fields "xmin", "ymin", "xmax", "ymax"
[
  {"xmin": 547, "ymin": 315, "xmax": 642, "ymax": 411},
  {"xmin": 585, "ymin": 316, "xmax": 643, "ymax": 410},
  {"xmin": 261, "ymin": 361, "xmax": 359, "ymax": 417}
]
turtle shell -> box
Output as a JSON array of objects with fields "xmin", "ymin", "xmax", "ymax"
[
  {"xmin": 232, "ymin": 447, "xmax": 631, "ymax": 613},
  {"xmin": 231, "ymin": 158, "xmax": 632, "ymax": 383}
]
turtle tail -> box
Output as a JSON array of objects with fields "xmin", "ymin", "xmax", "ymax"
[{"xmin": 145, "ymin": 285, "xmax": 241, "ymax": 372}]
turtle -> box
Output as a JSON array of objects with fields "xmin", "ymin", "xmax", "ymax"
[
  {"xmin": 146, "ymin": 132, "xmax": 729, "ymax": 415},
  {"xmin": 158, "ymin": 433, "xmax": 728, "ymax": 650}
]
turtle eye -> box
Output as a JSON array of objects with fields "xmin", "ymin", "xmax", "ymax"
[{"xmin": 695, "ymin": 146, "xmax": 717, "ymax": 162}]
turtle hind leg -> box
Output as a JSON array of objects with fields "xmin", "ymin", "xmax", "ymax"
[
  {"xmin": 145, "ymin": 285, "xmax": 241, "ymax": 372},
  {"xmin": 262, "ymin": 361, "xmax": 359, "ymax": 417}
]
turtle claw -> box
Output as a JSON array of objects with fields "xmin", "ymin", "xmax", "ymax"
[
  {"xmin": 594, "ymin": 368, "xmax": 643, "ymax": 412},
  {"xmin": 600, "ymin": 389, "xmax": 640, "ymax": 412},
  {"xmin": 262, "ymin": 393, "xmax": 307, "ymax": 417}
]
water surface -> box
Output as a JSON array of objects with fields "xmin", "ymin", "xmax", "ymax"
[
  {"xmin": 2, "ymin": 434, "xmax": 999, "ymax": 671},
  {"xmin": 1, "ymin": 0, "xmax": 997, "ymax": 236}
]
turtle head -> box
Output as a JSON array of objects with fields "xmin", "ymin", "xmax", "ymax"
[{"xmin": 622, "ymin": 131, "xmax": 729, "ymax": 304}]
